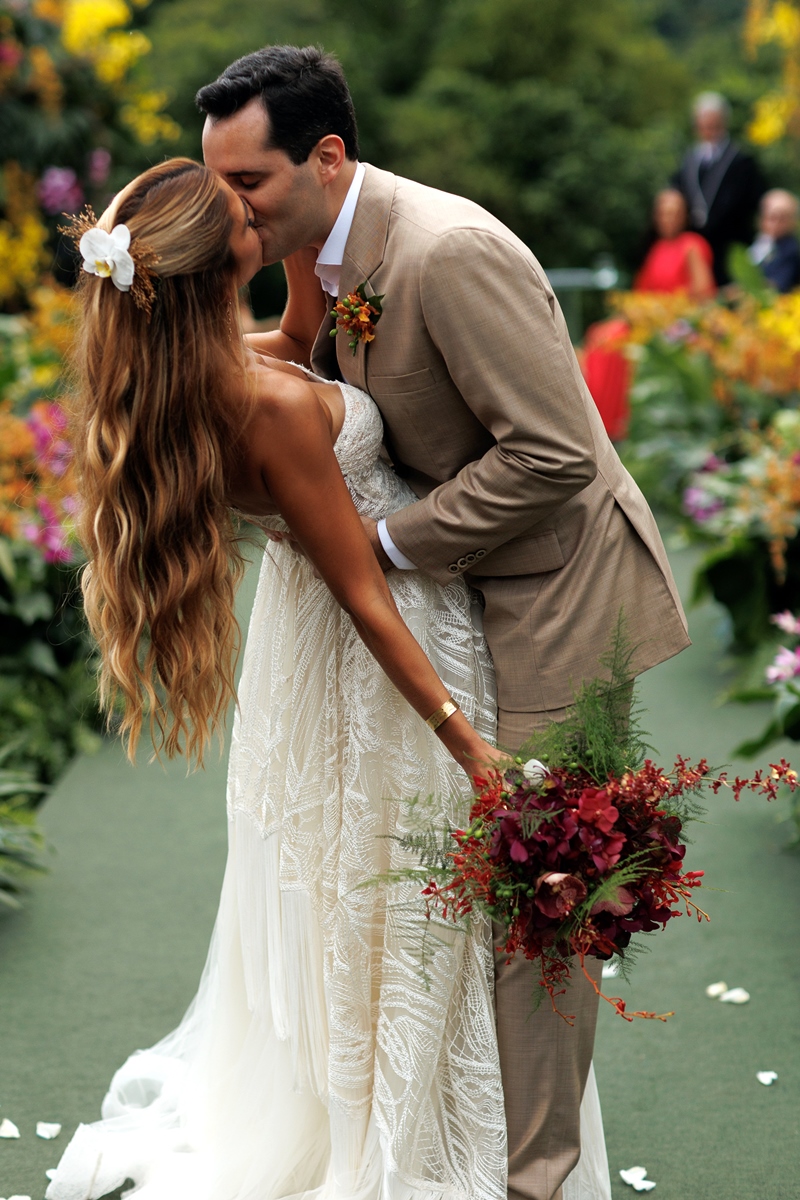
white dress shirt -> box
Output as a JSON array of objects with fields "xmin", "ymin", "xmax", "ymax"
[
  {"xmin": 315, "ymin": 161, "xmax": 416, "ymax": 571},
  {"xmin": 314, "ymin": 161, "xmax": 366, "ymax": 299}
]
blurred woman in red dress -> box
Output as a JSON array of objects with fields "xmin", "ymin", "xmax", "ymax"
[{"xmin": 582, "ymin": 189, "xmax": 715, "ymax": 440}]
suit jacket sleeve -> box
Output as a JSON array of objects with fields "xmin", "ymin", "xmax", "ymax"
[{"xmin": 384, "ymin": 228, "xmax": 598, "ymax": 583}]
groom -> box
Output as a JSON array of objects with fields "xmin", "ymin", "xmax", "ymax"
[{"xmin": 198, "ymin": 45, "xmax": 689, "ymax": 1200}]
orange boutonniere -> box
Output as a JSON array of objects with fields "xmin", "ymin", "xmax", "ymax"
[{"xmin": 330, "ymin": 282, "xmax": 384, "ymax": 356}]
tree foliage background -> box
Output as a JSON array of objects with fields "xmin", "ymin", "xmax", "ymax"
[{"xmin": 126, "ymin": 0, "xmax": 793, "ymax": 308}]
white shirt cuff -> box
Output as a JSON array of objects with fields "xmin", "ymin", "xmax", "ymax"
[{"xmin": 377, "ymin": 519, "xmax": 417, "ymax": 570}]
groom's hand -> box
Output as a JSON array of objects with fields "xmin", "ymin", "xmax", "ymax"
[{"xmin": 360, "ymin": 516, "xmax": 393, "ymax": 572}]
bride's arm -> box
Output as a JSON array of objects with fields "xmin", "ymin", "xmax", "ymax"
[
  {"xmin": 245, "ymin": 247, "xmax": 328, "ymax": 366},
  {"xmin": 245, "ymin": 371, "xmax": 501, "ymax": 775}
]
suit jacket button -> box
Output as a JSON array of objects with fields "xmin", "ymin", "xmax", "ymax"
[
  {"xmin": 448, "ymin": 563, "xmax": 459, "ymax": 573},
  {"xmin": 475, "ymin": 549, "xmax": 486, "ymax": 558},
  {"xmin": 465, "ymin": 553, "xmax": 476, "ymax": 564}
]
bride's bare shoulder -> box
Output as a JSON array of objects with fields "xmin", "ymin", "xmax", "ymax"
[{"xmin": 246, "ymin": 357, "xmax": 329, "ymax": 432}]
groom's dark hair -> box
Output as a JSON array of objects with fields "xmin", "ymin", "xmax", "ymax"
[{"xmin": 196, "ymin": 45, "xmax": 359, "ymax": 165}]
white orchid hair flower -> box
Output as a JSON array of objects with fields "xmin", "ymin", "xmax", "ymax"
[
  {"xmin": 62, "ymin": 207, "xmax": 159, "ymax": 317},
  {"xmin": 79, "ymin": 224, "xmax": 136, "ymax": 292}
]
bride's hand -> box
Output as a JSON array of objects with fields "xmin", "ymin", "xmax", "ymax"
[
  {"xmin": 433, "ymin": 710, "xmax": 508, "ymax": 779},
  {"xmin": 454, "ymin": 739, "xmax": 508, "ymax": 780}
]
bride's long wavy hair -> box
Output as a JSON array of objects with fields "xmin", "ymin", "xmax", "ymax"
[{"xmin": 72, "ymin": 158, "xmax": 250, "ymax": 765}]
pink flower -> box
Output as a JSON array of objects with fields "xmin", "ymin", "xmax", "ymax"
[
  {"xmin": 591, "ymin": 885, "xmax": 635, "ymax": 917},
  {"xmin": 27, "ymin": 404, "xmax": 72, "ymax": 477},
  {"xmin": 683, "ymin": 485, "xmax": 724, "ymax": 524},
  {"xmin": 771, "ymin": 610, "xmax": 800, "ymax": 636},
  {"xmin": 0, "ymin": 40, "xmax": 23, "ymax": 69},
  {"xmin": 38, "ymin": 167, "xmax": 84, "ymax": 216},
  {"xmin": 766, "ymin": 645, "xmax": 800, "ymax": 684},
  {"xmin": 534, "ymin": 872, "xmax": 587, "ymax": 919},
  {"xmin": 664, "ymin": 319, "xmax": 693, "ymax": 344},
  {"xmin": 88, "ymin": 148, "xmax": 112, "ymax": 187},
  {"xmin": 21, "ymin": 497, "xmax": 74, "ymax": 564}
]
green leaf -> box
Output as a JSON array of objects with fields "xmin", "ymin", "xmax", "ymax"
[
  {"xmin": 0, "ymin": 538, "xmax": 15, "ymax": 585},
  {"xmin": 14, "ymin": 590, "xmax": 54, "ymax": 625},
  {"xmin": 25, "ymin": 640, "xmax": 59, "ymax": 678}
]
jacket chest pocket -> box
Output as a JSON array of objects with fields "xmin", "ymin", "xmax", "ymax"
[{"xmin": 369, "ymin": 368, "xmax": 437, "ymax": 396}]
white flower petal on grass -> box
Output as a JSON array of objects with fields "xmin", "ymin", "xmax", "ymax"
[
  {"xmin": 620, "ymin": 1166, "xmax": 656, "ymax": 1191},
  {"xmin": 36, "ymin": 1122, "xmax": 61, "ymax": 1139},
  {"xmin": 757, "ymin": 1071, "xmax": 778, "ymax": 1086},
  {"xmin": 602, "ymin": 960, "xmax": 620, "ymax": 978},
  {"xmin": 720, "ymin": 987, "xmax": 750, "ymax": 1004},
  {"xmin": 79, "ymin": 224, "xmax": 135, "ymax": 292},
  {"xmin": 0, "ymin": 1117, "xmax": 20, "ymax": 1138},
  {"xmin": 705, "ymin": 980, "xmax": 728, "ymax": 997},
  {"xmin": 8, "ymin": 1194, "xmax": 33, "ymax": 1200}
]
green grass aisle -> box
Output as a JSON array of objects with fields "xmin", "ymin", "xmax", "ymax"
[
  {"xmin": 1, "ymin": 546, "xmax": 799, "ymax": 1200},
  {"xmin": 595, "ymin": 548, "xmax": 800, "ymax": 1200},
  {"xmin": 0, "ymin": 561, "xmax": 259, "ymax": 1200}
]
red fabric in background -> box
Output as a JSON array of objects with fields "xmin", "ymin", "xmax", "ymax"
[
  {"xmin": 582, "ymin": 233, "xmax": 713, "ymax": 441},
  {"xmin": 581, "ymin": 317, "xmax": 631, "ymax": 442},
  {"xmin": 634, "ymin": 232, "xmax": 714, "ymax": 293}
]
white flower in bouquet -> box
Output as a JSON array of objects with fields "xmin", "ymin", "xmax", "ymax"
[{"xmin": 521, "ymin": 758, "xmax": 548, "ymax": 784}]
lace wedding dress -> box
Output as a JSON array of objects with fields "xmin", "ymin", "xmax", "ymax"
[{"xmin": 46, "ymin": 381, "xmax": 610, "ymax": 1200}]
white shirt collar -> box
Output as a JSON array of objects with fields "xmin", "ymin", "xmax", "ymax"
[
  {"xmin": 315, "ymin": 161, "xmax": 366, "ymax": 298},
  {"xmin": 697, "ymin": 136, "xmax": 729, "ymax": 164}
]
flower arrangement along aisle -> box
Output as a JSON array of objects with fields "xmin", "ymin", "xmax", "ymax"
[
  {"xmin": 388, "ymin": 624, "xmax": 798, "ymax": 1021},
  {"xmin": 604, "ymin": 287, "xmax": 800, "ymax": 515},
  {"xmin": 683, "ymin": 409, "xmax": 800, "ymax": 650}
]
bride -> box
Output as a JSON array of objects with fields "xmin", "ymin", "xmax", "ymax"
[{"xmin": 46, "ymin": 158, "xmax": 610, "ymax": 1200}]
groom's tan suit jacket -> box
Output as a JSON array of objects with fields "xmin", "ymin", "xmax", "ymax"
[{"xmin": 311, "ymin": 165, "xmax": 690, "ymax": 725}]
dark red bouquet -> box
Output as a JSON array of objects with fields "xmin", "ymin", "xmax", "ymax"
[{"xmin": 397, "ymin": 624, "xmax": 798, "ymax": 1022}]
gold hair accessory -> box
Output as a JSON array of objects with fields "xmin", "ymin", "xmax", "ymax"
[
  {"xmin": 425, "ymin": 698, "xmax": 460, "ymax": 731},
  {"xmin": 60, "ymin": 207, "xmax": 160, "ymax": 319}
]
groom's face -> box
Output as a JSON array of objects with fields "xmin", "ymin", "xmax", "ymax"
[{"xmin": 203, "ymin": 98, "xmax": 328, "ymax": 266}]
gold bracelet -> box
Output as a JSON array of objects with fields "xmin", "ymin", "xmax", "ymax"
[{"xmin": 425, "ymin": 698, "xmax": 460, "ymax": 731}]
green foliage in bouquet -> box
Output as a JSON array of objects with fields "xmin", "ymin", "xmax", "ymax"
[{"xmin": 519, "ymin": 614, "xmax": 649, "ymax": 784}]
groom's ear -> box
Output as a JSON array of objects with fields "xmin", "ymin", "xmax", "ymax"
[{"xmin": 312, "ymin": 135, "xmax": 348, "ymax": 187}]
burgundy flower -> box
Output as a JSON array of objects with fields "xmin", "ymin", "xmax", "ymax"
[
  {"xmin": 577, "ymin": 787, "xmax": 619, "ymax": 834},
  {"xmin": 591, "ymin": 885, "xmax": 635, "ymax": 917},
  {"xmin": 534, "ymin": 872, "xmax": 587, "ymax": 919},
  {"xmin": 579, "ymin": 825, "xmax": 626, "ymax": 872}
]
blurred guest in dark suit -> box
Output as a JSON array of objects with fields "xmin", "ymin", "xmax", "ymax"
[
  {"xmin": 673, "ymin": 92, "xmax": 765, "ymax": 285},
  {"xmin": 749, "ymin": 188, "xmax": 800, "ymax": 293}
]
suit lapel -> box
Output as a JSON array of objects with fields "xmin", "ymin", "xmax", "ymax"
[{"xmin": 334, "ymin": 165, "xmax": 396, "ymax": 391}]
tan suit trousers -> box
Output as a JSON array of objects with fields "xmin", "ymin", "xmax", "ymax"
[{"xmin": 494, "ymin": 706, "xmax": 604, "ymax": 1200}]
